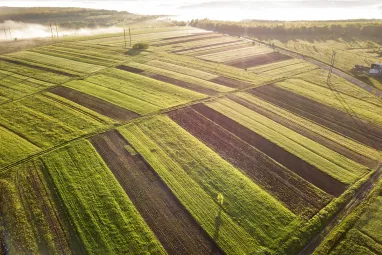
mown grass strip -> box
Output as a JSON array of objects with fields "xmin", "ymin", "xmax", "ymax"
[
  {"xmin": 207, "ymin": 98, "xmax": 369, "ymax": 184},
  {"xmin": 41, "ymin": 140, "xmax": 166, "ymax": 255}
]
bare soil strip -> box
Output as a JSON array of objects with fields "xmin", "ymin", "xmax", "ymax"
[
  {"xmin": 172, "ymin": 40, "xmax": 241, "ymax": 53},
  {"xmin": 161, "ymin": 32, "xmax": 214, "ymax": 41},
  {"xmin": 49, "ymin": 86, "xmax": 140, "ymax": 122},
  {"xmin": 192, "ymin": 103, "xmax": 347, "ymax": 197},
  {"xmin": 90, "ymin": 130, "xmax": 223, "ymax": 255},
  {"xmin": 209, "ymin": 76, "xmax": 253, "ymax": 89},
  {"xmin": 116, "ymin": 65, "xmax": 144, "ymax": 74},
  {"xmin": 251, "ymin": 85, "xmax": 382, "ymax": 150},
  {"xmin": 169, "ymin": 108, "xmax": 332, "ymax": 218},
  {"xmin": 144, "ymin": 73, "xmax": 218, "ymax": 95},
  {"xmin": 228, "ymin": 94, "xmax": 378, "ymax": 168},
  {"xmin": 0, "ymin": 58, "xmax": 76, "ymax": 77},
  {"xmin": 225, "ymin": 52, "xmax": 292, "ymax": 69},
  {"xmin": 154, "ymin": 35, "xmax": 224, "ymax": 46}
]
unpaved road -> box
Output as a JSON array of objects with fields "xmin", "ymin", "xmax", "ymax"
[{"xmin": 299, "ymin": 164, "xmax": 382, "ymax": 255}]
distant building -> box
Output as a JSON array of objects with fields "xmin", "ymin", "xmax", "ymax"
[{"xmin": 370, "ymin": 63, "xmax": 382, "ymax": 76}]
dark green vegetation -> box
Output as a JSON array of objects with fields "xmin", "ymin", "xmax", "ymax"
[{"xmin": 0, "ymin": 20, "xmax": 381, "ymax": 255}]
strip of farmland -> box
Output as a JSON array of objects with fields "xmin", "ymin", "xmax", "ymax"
[
  {"xmin": 154, "ymin": 34, "xmax": 223, "ymax": 46},
  {"xmin": 228, "ymin": 94, "xmax": 378, "ymax": 168},
  {"xmin": 41, "ymin": 140, "xmax": 166, "ymax": 255},
  {"xmin": 191, "ymin": 103, "xmax": 347, "ymax": 196},
  {"xmin": 250, "ymin": 85, "xmax": 382, "ymax": 150},
  {"xmin": 49, "ymin": 86, "xmax": 139, "ymax": 122},
  {"xmin": 90, "ymin": 130, "xmax": 222, "ymax": 255},
  {"xmin": 161, "ymin": 32, "xmax": 214, "ymax": 40},
  {"xmin": 209, "ymin": 76, "xmax": 253, "ymax": 88},
  {"xmin": 168, "ymin": 107, "xmax": 332, "ymax": 218},
  {"xmin": 225, "ymin": 52, "xmax": 293, "ymax": 69},
  {"xmin": 172, "ymin": 40, "xmax": 243, "ymax": 53}
]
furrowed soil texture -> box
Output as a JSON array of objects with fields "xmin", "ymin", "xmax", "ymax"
[
  {"xmin": 191, "ymin": 103, "xmax": 348, "ymax": 196},
  {"xmin": 225, "ymin": 52, "xmax": 293, "ymax": 69},
  {"xmin": 119, "ymin": 115, "xmax": 301, "ymax": 254},
  {"xmin": 41, "ymin": 140, "xmax": 166, "ymax": 255},
  {"xmin": 49, "ymin": 86, "xmax": 140, "ymax": 122},
  {"xmin": 250, "ymin": 84, "xmax": 382, "ymax": 150},
  {"xmin": 168, "ymin": 107, "xmax": 332, "ymax": 218},
  {"xmin": 90, "ymin": 130, "xmax": 222, "ymax": 255}
]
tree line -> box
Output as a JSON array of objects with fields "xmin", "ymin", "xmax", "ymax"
[{"xmin": 190, "ymin": 19, "xmax": 382, "ymax": 39}]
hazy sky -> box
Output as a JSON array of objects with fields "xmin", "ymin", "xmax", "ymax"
[{"xmin": 1, "ymin": 0, "xmax": 382, "ymax": 21}]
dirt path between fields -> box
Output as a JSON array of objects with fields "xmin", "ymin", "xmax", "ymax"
[{"xmin": 299, "ymin": 164, "xmax": 382, "ymax": 255}]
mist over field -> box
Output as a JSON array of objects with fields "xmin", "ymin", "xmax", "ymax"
[
  {"xmin": 0, "ymin": 20, "xmax": 122, "ymax": 40},
  {"xmin": 4, "ymin": 0, "xmax": 382, "ymax": 21}
]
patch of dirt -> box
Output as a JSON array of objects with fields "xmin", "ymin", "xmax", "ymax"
[
  {"xmin": 172, "ymin": 40, "xmax": 240, "ymax": 53},
  {"xmin": 250, "ymin": 85, "xmax": 382, "ymax": 150},
  {"xmin": 49, "ymin": 86, "xmax": 140, "ymax": 122},
  {"xmin": 169, "ymin": 107, "xmax": 332, "ymax": 218},
  {"xmin": 90, "ymin": 130, "xmax": 223, "ymax": 255},
  {"xmin": 209, "ymin": 76, "xmax": 253, "ymax": 89},
  {"xmin": 228, "ymin": 94, "xmax": 378, "ymax": 169},
  {"xmin": 116, "ymin": 65, "xmax": 144, "ymax": 73},
  {"xmin": 154, "ymin": 34, "xmax": 223, "ymax": 47},
  {"xmin": 192, "ymin": 103, "xmax": 347, "ymax": 197},
  {"xmin": 145, "ymin": 73, "xmax": 218, "ymax": 96},
  {"xmin": 225, "ymin": 52, "xmax": 292, "ymax": 69}
]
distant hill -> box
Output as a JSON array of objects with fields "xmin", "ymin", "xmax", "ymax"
[{"xmin": 0, "ymin": 7, "xmax": 158, "ymax": 28}]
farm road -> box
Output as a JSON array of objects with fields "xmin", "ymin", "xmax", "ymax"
[{"xmin": 299, "ymin": 164, "xmax": 382, "ymax": 255}]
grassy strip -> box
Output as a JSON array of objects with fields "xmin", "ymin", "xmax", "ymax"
[
  {"xmin": 6, "ymin": 51, "xmax": 104, "ymax": 74},
  {"xmin": 120, "ymin": 115, "xmax": 300, "ymax": 251},
  {"xmin": 0, "ymin": 60, "xmax": 71, "ymax": 84},
  {"xmin": 275, "ymin": 79, "xmax": 382, "ymax": 127},
  {"xmin": 236, "ymin": 92, "xmax": 380, "ymax": 161},
  {"xmin": 146, "ymin": 60, "xmax": 219, "ymax": 80},
  {"xmin": 41, "ymin": 140, "xmax": 166, "ymax": 255},
  {"xmin": 207, "ymin": 98, "xmax": 369, "ymax": 184},
  {"xmin": 258, "ymin": 62, "xmax": 318, "ymax": 79},
  {"xmin": 0, "ymin": 126, "xmax": 40, "ymax": 168},
  {"xmin": 127, "ymin": 62, "xmax": 233, "ymax": 93},
  {"xmin": 0, "ymin": 94, "xmax": 106, "ymax": 148},
  {"xmin": 119, "ymin": 121, "xmax": 272, "ymax": 254},
  {"xmin": 199, "ymin": 46, "xmax": 273, "ymax": 62}
]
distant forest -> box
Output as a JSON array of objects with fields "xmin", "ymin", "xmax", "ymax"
[
  {"xmin": 0, "ymin": 7, "xmax": 157, "ymax": 28},
  {"xmin": 190, "ymin": 19, "xmax": 382, "ymax": 39}
]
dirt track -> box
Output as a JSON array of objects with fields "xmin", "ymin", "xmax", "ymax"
[
  {"xmin": 209, "ymin": 76, "xmax": 253, "ymax": 88},
  {"xmin": 90, "ymin": 130, "xmax": 222, "ymax": 255},
  {"xmin": 299, "ymin": 164, "xmax": 382, "ymax": 255}
]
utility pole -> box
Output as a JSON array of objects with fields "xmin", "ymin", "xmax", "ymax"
[
  {"xmin": 129, "ymin": 27, "xmax": 132, "ymax": 47},
  {"xmin": 49, "ymin": 23, "xmax": 54, "ymax": 39},
  {"xmin": 123, "ymin": 28, "xmax": 127, "ymax": 48},
  {"xmin": 327, "ymin": 51, "xmax": 336, "ymax": 84},
  {"xmin": 3, "ymin": 29, "xmax": 7, "ymax": 40},
  {"xmin": 8, "ymin": 28, "xmax": 11, "ymax": 39},
  {"xmin": 55, "ymin": 22, "xmax": 59, "ymax": 39}
]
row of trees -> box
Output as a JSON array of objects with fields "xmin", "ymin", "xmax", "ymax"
[{"xmin": 190, "ymin": 19, "xmax": 382, "ymax": 39}]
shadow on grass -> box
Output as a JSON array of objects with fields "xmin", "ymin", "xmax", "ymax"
[
  {"xmin": 124, "ymin": 49, "xmax": 144, "ymax": 56},
  {"xmin": 213, "ymin": 207, "xmax": 222, "ymax": 242}
]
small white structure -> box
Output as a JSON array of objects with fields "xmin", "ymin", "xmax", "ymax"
[{"xmin": 370, "ymin": 63, "xmax": 382, "ymax": 76}]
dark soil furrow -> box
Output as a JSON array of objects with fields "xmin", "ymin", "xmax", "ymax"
[
  {"xmin": 172, "ymin": 40, "xmax": 240, "ymax": 53},
  {"xmin": 228, "ymin": 94, "xmax": 378, "ymax": 168},
  {"xmin": 49, "ymin": 86, "xmax": 140, "ymax": 122},
  {"xmin": 144, "ymin": 73, "xmax": 218, "ymax": 95},
  {"xmin": 169, "ymin": 107, "xmax": 332, "ymax": 218},
  {"xmin": 209, "ymin": 76, "xmax": 253, "ymax": 89},
  {"xmin": 161, "ymin": 33, "xmax": 214, "ymax": 41},
  {"xmin": 191, "ymin": 103, "xmax": 347, "ymax": 197},
  {"xmin": 250, "ymin": 85, "xmax": 382, "ymax": 150},
  {"xmin": 90, "ymin": 130, "xmax": 223, "ymax": 255},
  {"xmin": 225, "ymin": 52, "xmax": 292, "ymax": 69},
  {"xmin": 154, "ymin": 35, "xmax": 223, "ymax": 47},
  {"xmin": 116, "ymin": 65, "xmax": 144, "ymax": 74}
]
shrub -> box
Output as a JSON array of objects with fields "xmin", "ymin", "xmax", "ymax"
[{"xmin": 132, "ymin": 42, "xmax": 149, "ymax": 50}]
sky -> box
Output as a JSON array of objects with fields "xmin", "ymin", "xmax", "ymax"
[{"xmin": 1, "ymin": 0, "xmax": 382, "ymax": 21}]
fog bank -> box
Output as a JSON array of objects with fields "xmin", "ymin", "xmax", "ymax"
[{"xmin": 0, "ymin": 20, "xmax": 122, "ymax": 41}]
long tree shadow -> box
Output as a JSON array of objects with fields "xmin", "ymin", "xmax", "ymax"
[{"xmin": 213, "ymin": 206, "xmax": 223, "ymax": 242}]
